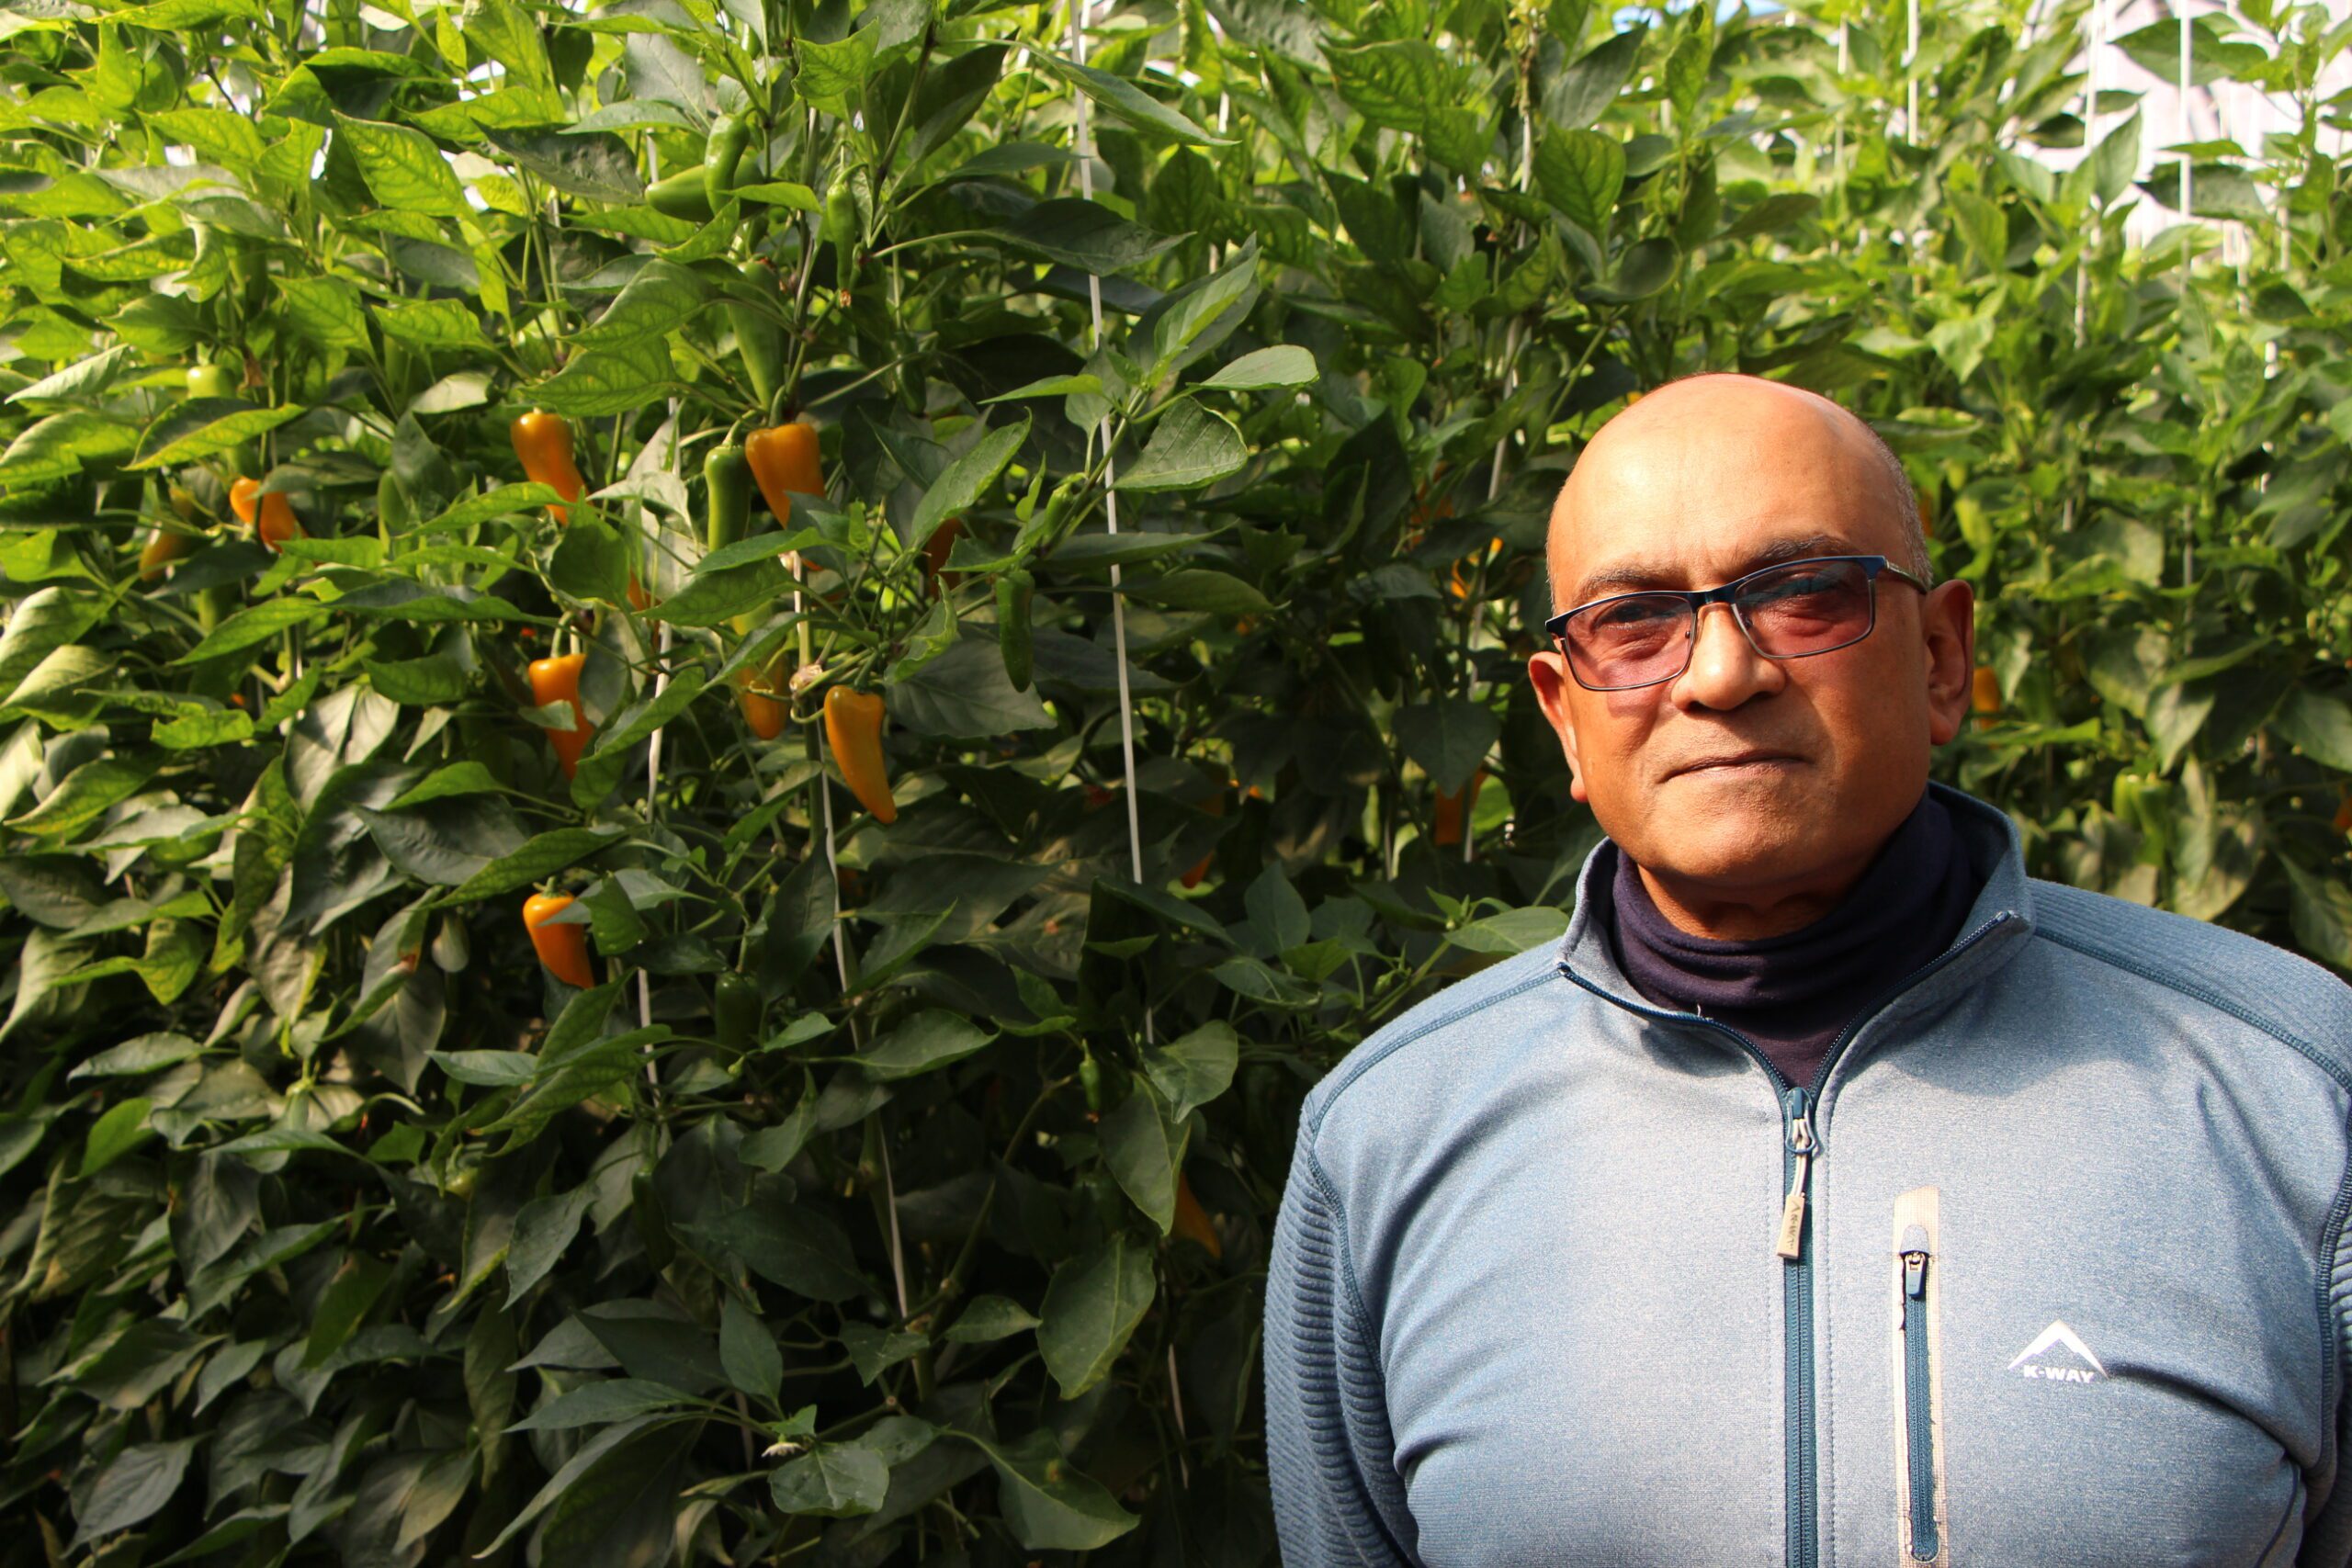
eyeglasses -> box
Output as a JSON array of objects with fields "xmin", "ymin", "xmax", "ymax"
[{"xmin": 1546, "ymin": 554, "xmax": 1930, "ymax": 692}]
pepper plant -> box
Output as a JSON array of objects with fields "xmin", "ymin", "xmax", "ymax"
[{"xmin": 2, "ymin": 0, "xmax": 2351, "ymax": 1562}]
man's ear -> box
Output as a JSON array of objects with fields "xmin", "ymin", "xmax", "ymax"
[
  {"xmin": 1527, "ymin": 649, "xmax": 1589, "ymax": 803},
  {"xmin": 1921, "ymin": 579, "xmax": 1975, "ymax": 746}
]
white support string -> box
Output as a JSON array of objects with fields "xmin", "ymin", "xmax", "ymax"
[
  {"xmin": 1068, "ymin": 0, "xmax": 1154, "ymax": 1047},
  {"xmin": 877, "ymin": 1127, "xmax": 909, "ymax": 1317},
  {"xmin": 638, "ymin": 626, "xmax": 674, "ymax": 1077},
  {"xmin": 805, "ymin": 559, "xmax": 855, "ymax": 1009},
  {"xmin": 2075, "ymin": 0, "xmax": 2103, "ymax": 347},
  {"xmin": 639, "ymin": 399, "xmax": 681, "ymax": 1086},
  {"xmin": 641, "ymin": 400, "xmax": 743, "ymax": 1439},
  {"xmin": 1835, "ymin": 23, "xmax": 1849, "ymax": 182},
  {"xmin": 792, "ymin": 443, "xmax": 899, "ymax": 1308},
  {"xmin": 1467, "ymin": 52, "xmax": 1540, "ymax": 868},
  {"xmin": 1070, "ymin": 5, "xmax": 1171, "ymax": 1446},
  {"xmin": 2178, "ymin": 0, "xmax": 2194, "ymax": 238},
  {"xmin": 1167, "ymin": 1338, "xmax": 1191, "ymax": 1485},
  {"xmin": 1905, "ymin": 0, "xmax": 1920, "ymax": 141},
  {"xmin": 1207, "ymin": 14, "xmax": 1230, "ymax": 272},
  {"xmin": 2178, "ymin": 0, "xmax": 2195, "ymax": 586}
]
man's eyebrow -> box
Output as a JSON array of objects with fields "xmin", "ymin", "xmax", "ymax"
[{"xmin": 1566, "ymin": 533, "xmax": 1855, "ymax": 606}]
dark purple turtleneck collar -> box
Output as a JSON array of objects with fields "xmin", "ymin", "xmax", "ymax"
[{"xmin": 1600, "ymin": 788, "xmax": 1981, "ymax": 1088}]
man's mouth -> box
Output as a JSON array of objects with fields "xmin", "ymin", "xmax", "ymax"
[{"xmin": 1668, "ymin": 750, "xmax": 1804, "ymax": 779}]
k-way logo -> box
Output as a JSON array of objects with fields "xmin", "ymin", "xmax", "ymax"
[{"xmin": 2007, "ymin": 1320, "xmax": 2107, "ymax": 1383}]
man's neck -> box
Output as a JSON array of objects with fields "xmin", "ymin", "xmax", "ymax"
[{"xmin": 1633, "ymin": 847, "xmax": 1881, "ymax": 942}]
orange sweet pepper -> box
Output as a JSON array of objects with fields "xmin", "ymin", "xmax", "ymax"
[
  {"xmin": 528, "ymin": 651, "xmax": 594, "ymax": 778},
  {"xmin": 735, "ymin": 656, "xmax": 788, "ymax": 740},
  {"xmin": 1971, "ymin": 665, "xmax": 2000, "ymax": 730},
  {"xmin": 923, "ymin": 515, "xmax": 964, "ymax": 597},
  {"xmin": 1172, "ymin": 1170, "xmax": 1222, "ymax": 1259},
  {"xmin": 510, "ymin": 410, "xmax": 585, "ymax": 524},
  {"xmin": 1181, "ymin": 789, "xmax": 1227, "ymax": 889},
  {"xmin": 823, "ymin": 686, "xmax": 896, "ymax": 824},
  {"xmin": 1432, "ymin": 765, "xmax": 1487, "ymax": 847},
  {"xmin": 522, "ymin": 891, "xmax": 596, "ymax": 987},
  {"xmin": 139, "ymin": 526, "xmax": 197, "ymax": 580},
  {"xmin": 746, "ymin": 421, "xmax": 821, "ymax": 523},
  {"xmin": 230, "ymin": 476, "xmax": 301, "ymax": 551}
]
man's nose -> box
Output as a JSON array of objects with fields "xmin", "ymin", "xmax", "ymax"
[{"xmin": 1671, "ymin": 601, "xmax": 1782, "ymax": 711}]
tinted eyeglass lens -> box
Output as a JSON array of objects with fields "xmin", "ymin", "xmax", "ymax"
[
  {"xmin": 1739, "ymin": 558, "xmax": 1873, "ymax": 655},
  {"xmin": 1563, "ymin": 558, "xmax": 1880, "ymax": 688},
  {"xmin": 1567, "ymin": 594, "xmax": 1691, "ymax": 688}
]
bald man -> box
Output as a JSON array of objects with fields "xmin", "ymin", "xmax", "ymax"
[{"xmin": 1264, "ymin": 374, "xmax": 2352, "ymax": 1567}]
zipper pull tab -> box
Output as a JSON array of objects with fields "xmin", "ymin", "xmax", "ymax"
[
  {"xmin": 1901, "ymin": 1222, "xmax": 1930, "ymax": 1300},
  {"xmin": 1775, "ymin": 1088, "xmax": 1815, "ymax": 1261}
]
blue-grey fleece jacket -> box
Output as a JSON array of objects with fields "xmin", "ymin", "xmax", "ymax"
[{"xmin": 1264, "ymin": 783, "xmax": 2352, "ymax": 1567}]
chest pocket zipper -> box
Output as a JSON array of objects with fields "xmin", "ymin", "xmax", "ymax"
[{"xmin": 1894, "ymin": 1187, "xmax": 1950, "ymax": 1565}]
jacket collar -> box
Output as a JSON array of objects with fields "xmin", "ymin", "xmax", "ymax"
[{"xmin": 1555, "ymin": 781, "xmax": 2038, "ymax": 1031}]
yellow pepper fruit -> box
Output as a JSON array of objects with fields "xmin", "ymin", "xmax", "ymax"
[
  {"xmin": 510, "ymin": 410, "xmax": 585, "ymax": 524},
  {"xmin": 1432, "ymin": 765, "xmax": 1487, "ymax": 846},
  {"xmin": 528, "ymin": 651, "xmax": 594, "ymax": 778},
  {"xmin": 746, "ymin": 421, "xmax": 821, "ymax": 524},
  {"xmin": 230, "ymin": 476, "xmax": 301, "ymax": 551},
  {"xmin": 1172, "ymin": 1171, "xmax": 1223, "ymax": 1259},
  {"xmin": 923, "ymin": 515, "xmax": 964, "ymax": 597},
  {"xmin": 1181, "ymin": 789, "xmax": 1227, "ymax": 889},
  {"xmin": 1446, "ymin": 536, "xmax": 1504, "ymax": 601},
  {"xmin": 735, "ymin": 656, "xmax": 788, "ymax": 740},
  {"xmin": 522, "ymin": 891, "xmax": 597, "ymax": 988},
  {"xmin": 138, "ymin": 526, "xmax": 197, "ymax": 580},
  {"xmin": 823, "ymin": 686, "xmax": 896, "ymax": 824},
  {"xmin": 511, "ymin": 410, "xmax": 649, "ymax": 605}
]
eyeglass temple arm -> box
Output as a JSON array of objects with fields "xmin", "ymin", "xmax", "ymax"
[{"xmin": 1546, "ymin": 555, "xmax": 1925, "ymax": 636}]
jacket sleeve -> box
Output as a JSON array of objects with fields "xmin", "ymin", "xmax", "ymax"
[
  {"xmin": 2301, "ymin": 1159, "xmax": 2352, "ymax": 1567},
  {"xmin": 1263, "ymin": 1115, "xmax": 1418, "ymax": 1567}
]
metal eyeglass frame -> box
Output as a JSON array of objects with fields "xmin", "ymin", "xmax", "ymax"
[{"xmin": 1544, "ymin": 553, "xmax": 1933, "ymax": 692}]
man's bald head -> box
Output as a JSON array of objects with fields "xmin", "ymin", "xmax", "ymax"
[
  {"xmin": 1547, "ymin": 375, "xmax": 1928, "ymax": 613},
  {"xmin": 1522, "ymin": 369, "xmax": 1977, "ymax": 940}
]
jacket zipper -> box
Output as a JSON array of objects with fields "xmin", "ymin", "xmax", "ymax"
[
  {"xmin": 1900, "ymin": 1224, "xmax": 1938, "ymax": 1562},
  {"xmin": 1781, "ymin": 1086, "xmax": 1819, "ymax": 1568},
  {"xmin": 1561, "ymin": 909, "xmax": 2014, "ymax": 1568},
  {"xmin": 1777, "ymin": 1087, "xmax": 1815, "ymax": 1262}
]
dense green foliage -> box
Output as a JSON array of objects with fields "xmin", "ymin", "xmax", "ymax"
[{"xmin": 2, "ymin": 0, "xmax": 2350, "ymax": 1560}]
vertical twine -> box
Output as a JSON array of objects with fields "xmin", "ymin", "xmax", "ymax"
[
  {"xmin": 877, "ymin": 1129, "xmax": 909, "ymax": 1317},
  {"xmin": 1905, "ymin": 0, "xmax": 1920, "ymax": 141},
  {"xmin": 1069, "ymin": 0, "xmax": 1171, "ymax": 1455},
  {"xmin": 638, "ymin": 399, "xmax": 682, "ymax": 1076},
  {"xmin": 1464, "ymin": 48, "xmax": 1543, "ymax": 867},
  {"xmin": 1167, "ymin": 1338, "xmax": 1191, "ymax": 1485},
  {"xmin": 2178, "ymin": 2, "xmax": 2193, "ymax": 231},
  {"xmin": 780, "ymin": 317, "xmax": 905, "ymax": 1318},
  {"xmin": 1208, "ymin": 10, "xmax": 1230, "ymax": 272},
  {"xmin": 2075, "ymin": 0, "xmax": 2102, "ymax": 346},
  {"xmin": 1068, "ymin": 0, "xmax": 1153, "ymax": 1046},
  {"xmin": 1835, "ymin": 23, "xmax": 1849, "ymax": 183},
  {"xmin": 2178, "ymin": 0, "xmax": 2195, "ymax": 586}
]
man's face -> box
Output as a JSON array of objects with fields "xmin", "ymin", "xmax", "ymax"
[{"xmin": 1527, "ymin": 378, "xmax": 1975, "ymax": 911}]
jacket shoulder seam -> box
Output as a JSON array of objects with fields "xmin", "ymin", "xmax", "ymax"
[
  {"xmin": 1302, "ymin": 1141, "xmax": 1378, "ymax": 1361},
  {"xmin": 1296, "ymin": 1137, "xmax": 1418, "ymax": 1565},
  {"xmin": 2031, "ymin": 926, "xmax": 2352, "ymax": 1098},
  {"xmin": 2312, "ymin": 1112, "xmax": 2352, "ymax": 1523},
  {"xmin": 1303, "ymin": 960, "xmax": 1565, "ymax": 1146}
]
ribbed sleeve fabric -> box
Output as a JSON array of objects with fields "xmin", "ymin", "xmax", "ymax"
[
  {"xmin": 2304, "ymin": 1137, "xmax": 2352, "ymax": 1567},
  {"xmin": 1265, "ymin": 1117, "xmax": 1417, "ymax": 1566}
]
